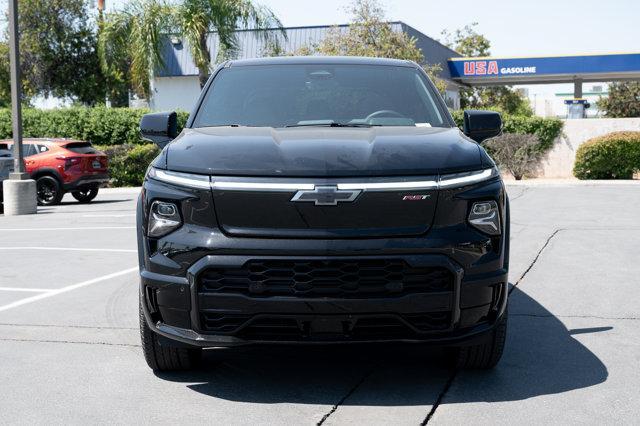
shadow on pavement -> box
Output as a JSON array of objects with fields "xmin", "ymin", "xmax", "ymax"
[
  {"xmin": 34, "ymin": 199, "xmax": 133, "ymax": 214},
  {"xmin": 156, "ymin": 286, "xmax": 608, "ymax": 405},
  {"xmin": 57, "ymin": 199, "xmax": 132, "ymax": 206}
]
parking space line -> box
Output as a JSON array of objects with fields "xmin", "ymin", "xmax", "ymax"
[
  {"xmin": 0, "ymin": 287, "xmax": 52, "ymax": 293},
  {"xmin": 0, "ymin": 227, "xmax": 135, "ymax": 231},
  {"xmin": 0, "ymin": 247, "xmax": 136, "ymax": 253},
  {"xmin": 0, "ymin": 267, "xmax": 138, "ymax": 313}
]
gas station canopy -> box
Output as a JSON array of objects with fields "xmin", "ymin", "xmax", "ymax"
[{"xmin": 447, "ymin": 52, "xmax": 640, "ymax": 86}]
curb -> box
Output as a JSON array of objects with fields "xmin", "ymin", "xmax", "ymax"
[
  {"xmin": 504, "ymin": 179, "xmax": 640, "ymax": 187},
  {"xmin": 100, "ymin": 187, "xmax": 142, "ymax": 195}
]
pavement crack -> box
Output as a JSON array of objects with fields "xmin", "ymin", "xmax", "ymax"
[
  {"xmin": 509, "ymin": 228, "xmax": 563, "ymax": 295},
  {"xmin": 0, "ymin": 337, "xmax": 140, "ymax": 347},
  {"xmin": 508, "ymin": 186, "xmax": 529, "ymax": 201},
  {"xmin": 421, "ymin": 369, "xmax": 458, "ymax": 425},
  {"xmin": 316, "ymin": 363, "xmax": 378, "ymax": 425}
]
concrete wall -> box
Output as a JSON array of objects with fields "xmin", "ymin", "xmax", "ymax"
[
  {"xmin": 150, "ymin": 76, "xmax": 202, "ymax": 112},
  {"xmin": 537, "ymin": 118, "xmax": 640, "ymax": 178}
]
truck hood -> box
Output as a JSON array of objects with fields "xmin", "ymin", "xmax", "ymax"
[{"xmin": 161, "ymin": 126, "xmax": 488, "ymax": 177}]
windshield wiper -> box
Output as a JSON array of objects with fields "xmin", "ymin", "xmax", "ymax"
[
  {"xmin": 207, "ymin": 124, "xmax": 247, "ymax": 127},
  {"xmin": 285, "ymin": 122, "xmax": 374, "ymax": 128}
]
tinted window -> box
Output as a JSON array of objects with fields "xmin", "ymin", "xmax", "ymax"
[
  {"xmin": 64, "ymin": 142, "xmax": 97, "ymax": 154},
  {"xmin": 3, "ymin": 143, "xmax": 40, "ymax": 156},
  {"xmin": 36, "ymin": 145, "xmax": 49, "ymax": 153},
  {"xmin": 193, "ymin": 64, "xmax": 449, "ymax": 128},
  {"xmin": 24, "ymin": 144, "xmax": 38, "ymax": 157}
]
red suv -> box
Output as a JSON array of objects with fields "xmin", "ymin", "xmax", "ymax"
[{"xmin": 0, "ymin": 139, "xmax": 109, "ymax": 205}]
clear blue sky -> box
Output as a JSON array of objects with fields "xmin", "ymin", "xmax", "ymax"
[
  {"xmin": 106, "ymin": 0, "xmax": 640, "ymax": 57},
  {"xmin": 261, "ymin": 0, "xmax": 640, "ymax": 57}
]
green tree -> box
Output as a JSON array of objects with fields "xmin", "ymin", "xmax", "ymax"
[
  {"xmin": 285, "ymin": 0, "xmax": 447, "ymax": 93},
  {"xmin": 441, "ymin": 23, "xmax": 532, "ymax": 115},
  {"xmin": 99, "ymin": 0, "xmax": 172, "ymax": 102},
  {"xmin": 0, "ymin": 43, "xmax": 11, "ymax": 107},
  {"xmin": 440, "ymin": 23, "xmax": 490, "ymax": 57},
  {"xmin": 99, "ymin": 0, "xmax": 285, "ymax": 102},
  {"xmin": 597, "ymin": 82, "xmax": 640, "ymax": 118},
  {"xmin": 178, "ymin": 0, "xmax": 285, "ymax": 88},
  {"xmin": 0, "ymin": 0, "xmax": 104, "ymax": 105}
]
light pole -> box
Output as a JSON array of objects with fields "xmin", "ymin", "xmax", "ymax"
[{"xmin": 2, "ymin": 0, "xmax": 37, "ymax": 215}]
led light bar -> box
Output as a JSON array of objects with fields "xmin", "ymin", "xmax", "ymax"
[
  {"xmin": 149, "ymin": 167, "xmax": 497, "ymax": 191},
  {"xmin": 211, "ymin": 181, "xmax": 315, "ymax": 191},
  {"xmin": 148, "ymin": 168, "xmax": 211, "ymax": 189},
  {"xmin": 438, "ymin": 168, "xmax": 496, "ymax": 188},
  {"xmin": 337, "ymin": 181, "xmax": 438, "ymax": 191}
]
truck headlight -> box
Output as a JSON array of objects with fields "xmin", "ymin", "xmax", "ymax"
[
  {"xmin": 148, "ymin": 200, "xmax": 182, "ymax": 237},
  {"xmin": 469, "ymin": 201, "xmax": 500, "ymax": 235}
]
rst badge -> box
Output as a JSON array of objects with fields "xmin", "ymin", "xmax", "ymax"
[{"xmin": 402, "ymin": 195, "xmax": 431, "ymax": 201}]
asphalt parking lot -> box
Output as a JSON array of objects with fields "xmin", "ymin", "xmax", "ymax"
[{"xmin": 1, "ymin": 182, "xmax": 639, "ymax": 424}]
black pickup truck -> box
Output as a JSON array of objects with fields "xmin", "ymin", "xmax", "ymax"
[{"xmin": 137, "ymin": 56, "xmax": 509, "ymax": 372}]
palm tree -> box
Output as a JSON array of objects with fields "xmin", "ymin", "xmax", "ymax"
[
  {"xmin": 98, "ymin": 0, "xmax": 286, "ymax": 102},
  {"xmin": 177, "ymin": 0, "xmax": 286, "ymax": 88},
  {"xmin": 99, "ymin": 0, "xmax": 172, "ymax": 101}
]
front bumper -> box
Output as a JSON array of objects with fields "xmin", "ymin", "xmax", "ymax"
[{"xmin": 140, "ymin": 253, "xmax": 508, "ymax": 348}]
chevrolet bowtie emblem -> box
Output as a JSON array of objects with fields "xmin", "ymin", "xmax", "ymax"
[{"xmin": 291, "ymin": 186, "xmax": 361, "ymax": 206}]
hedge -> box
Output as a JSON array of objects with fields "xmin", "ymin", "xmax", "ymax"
[
  {"xmin": 96, "ymin": 144, "xmax": 160, "ymax": 187},
  {"xmin": 450, "ymin": 110, "xmax": 563, "ymax": 153},
  {"xmin": 573, "ymin": 131, "xmax": 640, "ymax": 179},
  {"xmin": 0, "ymin": 107, "xmax": 189, "ymax": 146}
]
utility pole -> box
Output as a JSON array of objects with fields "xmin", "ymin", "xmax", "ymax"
[
  {"xmin": 2, "ymin": 0, "xmax": 36, "ymax": 215},
  {"xmin": 8, "ymin": 0, "xmax": 23, "ymax": 176}
]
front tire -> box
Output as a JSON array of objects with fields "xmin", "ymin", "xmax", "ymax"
[
  {"xmin": 36, "ymin": 175, "xmax": 63, "ymax": 206},
  {"xmin": 71, "ymin": 186, "xmax": 99, "ymax": 203},
  {"xmin": 139, "ymin": 298, "xmax": 201, "ymax": 371},
  {"xmin": 453, "ymin": 310, "xmax": 508, "ymax": 369}
]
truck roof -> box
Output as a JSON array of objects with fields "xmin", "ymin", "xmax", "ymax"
[{"xmin": 227, "ymin": 56, "xmax": 417, "ymax": 68}]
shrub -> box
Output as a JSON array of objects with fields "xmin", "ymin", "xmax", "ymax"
[
  {"xmin": 573, "ymin": 132, "xmax": 640, "ymax": 179},
  {"xmin": 484, "ymin": 133, "xmax": 542, "ymax": 180},
  {"xmin": 0, "ymin": 107, "xmax": 189, "ymax": 146},
  {"xmin": 596, "ymin": 82, "xmax": 640, "ymax": 118},
  {"xmin": 450, "ymin": 110, "xmax": 563, "ymax": 154},
  {"xmin": 97, "ymin": 143, "xmax": 160, "ymax": 187}
]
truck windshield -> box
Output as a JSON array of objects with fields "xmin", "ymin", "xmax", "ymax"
[{"xmin": 192, "ymin": 64, "xmax": 450, "ymax": 129}]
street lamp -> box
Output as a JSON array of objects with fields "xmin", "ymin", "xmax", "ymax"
[{"xmin": 2, "ymin": 0, "xmax": 37, "ymax": 215}]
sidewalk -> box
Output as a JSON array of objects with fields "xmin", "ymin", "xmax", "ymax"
[
  {"xmin": 504, "ymin": 178, "xmax": 640, "ymax": 186},
  {"xmin": 101, "ymin": 187, "xmax": 142, "ymax": 195}
]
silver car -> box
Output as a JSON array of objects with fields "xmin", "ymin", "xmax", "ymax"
[{"xmin": 0, "ymin": 146, "xmax": 15, "ymax": 202}]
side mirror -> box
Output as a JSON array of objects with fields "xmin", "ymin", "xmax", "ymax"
[
  {"xmin": 140, "ymin": 111, "xmax": 178, "ymax": 148},
  {"xmin": 462, "ymin": 110, "xmax": 502, "ymax": 143}
]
